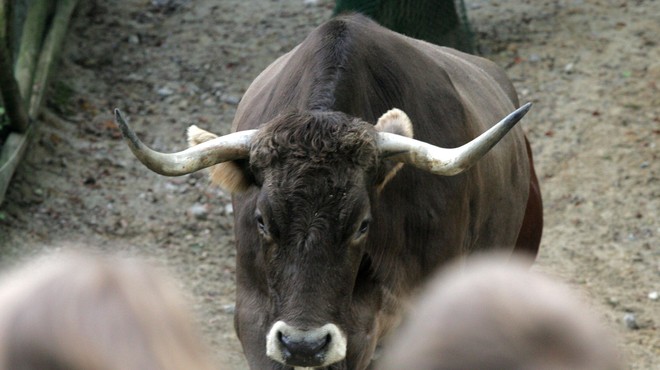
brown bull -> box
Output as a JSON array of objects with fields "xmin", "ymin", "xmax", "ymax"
[{"xmin": 115, "ymin": 14, "xmax": 543, "ymax": 370}]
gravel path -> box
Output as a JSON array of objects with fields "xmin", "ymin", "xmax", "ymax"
[{"xmin": 0, "ymin": 0, "xmax": 657, "ymax": 368}]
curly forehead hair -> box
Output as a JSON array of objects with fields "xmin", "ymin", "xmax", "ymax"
[{"xmin": 249, "ymin": 111, "xmax": 379, "ymax": 171}]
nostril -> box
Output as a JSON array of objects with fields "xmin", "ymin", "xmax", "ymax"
[{"xmin": 278, "ymin": 331, "xmax": 331, "ymax": 358}]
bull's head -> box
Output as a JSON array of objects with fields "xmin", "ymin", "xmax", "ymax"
[{"xmin": 114, "ymin": 104, "xmax": 530, "ymax": 369}]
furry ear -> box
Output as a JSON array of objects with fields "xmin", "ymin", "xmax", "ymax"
[
  {"xmin": 374, "ymin": 109, "xmax": 414, "ymax": 192},
  {"xmin": 187, "ymin": 125, "xmax": 252, "ymax": 193},
  {"xmin": 374, "ymin": 108, "xmax": 414, "ymax": 139},
  {"xmin": 187, "ymin": 125, "xmax": 218, "ymax": 146}
]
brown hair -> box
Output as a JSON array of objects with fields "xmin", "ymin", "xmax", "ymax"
[
  {"xmin": 0, "ymin": 252, "xmax": 218, "ymax": 370},
  {"xmin": 379, "ymin": 254, "xmax": 624, "ymax": 370}
]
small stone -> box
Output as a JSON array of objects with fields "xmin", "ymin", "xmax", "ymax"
[
  {"xmin": 157, "ymin": 87, "xmax": 174, "ymax": 96},
  {"xmin": 224, "ymin": 203, "xmax": 234, "ymax": 215},
  {"xmin": 222, "ymin": 95, "xmax": 240, "ymax": 105},
  {"xmin": 164, "ymin": 182, "xmax": 179, "ymax": 192},
  {"xmin": 528, "ymin": 54, "xmax": 541, "ymax": 63},
  {"xmin": 126, "ymin": 73, "xmax": 144, "ymax": 81},
  {"xmin": 222, "ymin": 304, "xmax": 236, "ymax": 314},
  {"xmin": 203, "ymin": 97, "xmax": 216, "ymax": 107},
  {"xmin": 188, "ymin": 203, "xmax": 209, "ymax": 220},
  {"xmin": 649, "ymin": 291, "xmax": 659, "ymax": 300},
  {"xmin": 128, "ymin": 34, "xmax": 140, "ymax": 44},
  {"xmin": 607, "ymin": 297, "xmax": 619, "ymax": 307},
  {"xmin": 623, "ymin": 313, "xmax": 639, "ymax": 330},
  {"xmin": 564, "ymin": 63, "xmax": 574, "ymax": 74}
]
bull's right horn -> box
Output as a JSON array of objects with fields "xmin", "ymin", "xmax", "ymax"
[
  {"xmin": 114, "ymin": 109, "xmax": 255, "ymax": 176},
  {"xmin": 376, "ymin": 103, "xmax": 532, "ymax": 176}
]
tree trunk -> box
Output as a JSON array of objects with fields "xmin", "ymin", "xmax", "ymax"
[{"xmin": 334, "ymin": 0, "xmax": 475, "ymax": 53}]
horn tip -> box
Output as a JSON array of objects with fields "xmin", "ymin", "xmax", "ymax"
[
  {"xmin": 112, "ymin": 108, "xmax": 142, "ymax": 149},
  {"xmin": 520, "ymin": 102, "xmax": 532, "ymax": 112},
  {"xmin": 511, "ymin": 102, "xmax": 532, "ymax": 122},
  {"xmin": 114, "ymin": 108, "xmax": 128, "ymax": 126}
]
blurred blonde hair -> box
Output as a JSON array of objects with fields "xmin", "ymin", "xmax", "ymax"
[
  {"xmin": 0, "ymin": 251, "xmax": 218, "ymax": 370},
  {"xmin": 379, "ymin": 253, "xmax": 624, "ymax": 370}
]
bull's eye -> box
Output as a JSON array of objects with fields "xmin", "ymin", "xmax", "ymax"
[
  {"xmin": 357, "ymin": 219, "xmax": 370, "ymax": 237},
  {"xmin": 256, "ymin": 214, "xmax": 267, "ymax": 234}
]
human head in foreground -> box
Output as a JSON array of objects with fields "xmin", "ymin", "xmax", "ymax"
[
  {"xmin": 0, "ymin": 252, "xmax": 217, "ymax": 370},
  {"xmin": 379, "ymin": 254, "xmax": 624, "ymax": 370}
]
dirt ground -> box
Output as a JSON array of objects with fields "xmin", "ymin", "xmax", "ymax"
[{"xmin": 0, "ymin": 0, "xmax": 657, "ymax": 368}]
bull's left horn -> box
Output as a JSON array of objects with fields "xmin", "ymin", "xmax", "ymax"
[
  {"xmin": 376, "ymin": 102, "xmax": 532, "ymax": 176},
  {"xmin": 114, "ymin": 109, "xmax": 255, "ymax": 176}
]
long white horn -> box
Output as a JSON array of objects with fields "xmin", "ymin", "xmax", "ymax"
[
  {"xmin": 376, "ymin": 103, "xmax": 532, "ymax": 176},
  {"xmin": 114, "ymin": 109, "xmax": 256, "ymax": 176}
]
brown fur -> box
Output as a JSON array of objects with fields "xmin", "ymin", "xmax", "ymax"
[
  {"xmin": 514, "ymin": 136, "xmax": 544, "ymax": 258},
  {"xmin": 379, "ymin": 255, "xmax": 623, "ymax": 370},
  {"xmin": 205, "ymin": 14, "xmax": 542, "ymax": 369},
  {"xmin": 0, "ymin": 252, "xmax": 217, "ymax": 370}
]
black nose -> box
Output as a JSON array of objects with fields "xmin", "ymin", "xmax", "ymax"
[{"xmin": 278, "ymin": 331, "xmax": 330, "ymax": 366}]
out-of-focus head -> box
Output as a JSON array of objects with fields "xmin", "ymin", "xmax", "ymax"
[
  {"xmin": 379, "ymin": 254, "xmax": 624, "ymax": 370},
  {"xmin": 0, "ymin": 251, "xmax": 217, "ymax": 370}
]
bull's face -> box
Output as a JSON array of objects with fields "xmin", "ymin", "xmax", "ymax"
[
  {"xmin": 114, "ymin": 103, "xmax": 530, "ymax": 369},
  {"xmin": 254, "ymin": 167, "xmax": 371, "ymax": 368},
  {"xmin": 232, "ymin": 111, "xmax": 402, "ymax": 368}
]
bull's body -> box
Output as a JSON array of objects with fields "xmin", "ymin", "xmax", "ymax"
[
  {"xmin": 228, "ymin": 14, "xmax": 542, "ymax": 369},
  {"xmin": 114, "ymin": 12, "xmax": 542, "ymax": 370}
]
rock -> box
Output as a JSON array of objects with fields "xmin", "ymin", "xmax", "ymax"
[
  {"xmin": 157, "ymin": 87, "xmax": 174, "ymax": 96},
  {"xmin": 222, "ymin": 304, "xmax": 236, "ymax": 314},
  {"xmin": 203, "ymin": 97, "xmax": 216, "ymax": 106},
  {"xmin": 564, "ymin": 62, "xmax": 574, "ymax": 74},
  {"xmin": 224, "ymin": 203, "xmax": 234, "ymax": 215},
  {"xmin": 188, "ymin": 203, "xmax": 210, "ymax": 220},
  {"xmin": 222, "ymin": 95, "xmax": 241, "ymax": 105},
  {"xmin": 607, "ymin": 296, "xmax": 619, "ymax": 307},
  {"xmin": 649, "ymin": 291, "xmax": 659, "ymax": 301},
  {"xmin": 623, "ymin": 313, "xmax": 639, "ymax": 330}
]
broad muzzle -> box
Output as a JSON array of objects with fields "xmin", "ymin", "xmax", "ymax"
[{"xmin": 266, "ymin": 321, "xmax": 347, "ymax": 368}]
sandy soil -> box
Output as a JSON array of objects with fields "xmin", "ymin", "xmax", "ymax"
[{"xmin": 0, "ymin": 0, "xmax": 657, "ymax": 368}]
